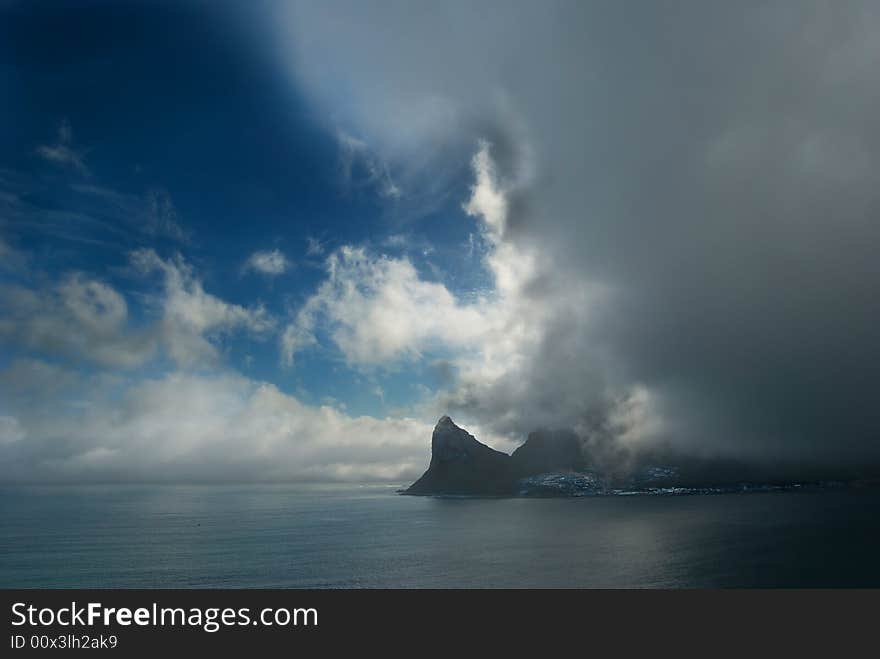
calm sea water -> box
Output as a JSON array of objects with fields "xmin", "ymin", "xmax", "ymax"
[{"xmin": 2, "ymin": 484, "xmax": 879, "ymax": 588}]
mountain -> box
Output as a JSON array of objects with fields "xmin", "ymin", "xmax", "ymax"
[
  {"xmin": 405, "ymin": 417, "xmax": 585, "ymax": 496},
  {"xmin": 405, "ymin": 416, "xmax": 514, "ymax": 495},
  {"xmin": 402, "ymin": 416, "xmax": 873, "ymax": 497}
]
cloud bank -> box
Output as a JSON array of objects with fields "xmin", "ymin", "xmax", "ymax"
[{"xmin": 0, "ymin": 360, "xmax": 433, "ymax": 483}]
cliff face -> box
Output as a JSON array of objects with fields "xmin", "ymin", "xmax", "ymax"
[
  {"xmin": 405, "ymin": 417, "xmax": 586, "ymax": 496},
  {"xmin": 405, "ymin": 416, "xmax": 513, "ymax": 495}
]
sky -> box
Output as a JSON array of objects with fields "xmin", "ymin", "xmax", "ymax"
[{"xmin": 1, "ymin": 1, "xmax": 879, "ymax": 483}]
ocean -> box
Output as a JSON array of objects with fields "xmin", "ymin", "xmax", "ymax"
[{"xmin": 2, "ymin": 484, "xmax": 879, "ymax": 588}]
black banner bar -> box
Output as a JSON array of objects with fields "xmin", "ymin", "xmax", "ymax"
[{"xmin": 2, "ymin": 589, "xmax": 877, "ymax": 654}]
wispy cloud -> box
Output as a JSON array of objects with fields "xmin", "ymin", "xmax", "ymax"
[
  {"xmin": 35, "ymin": 119, "xmax": 89, "ymax": 175},
  {"xmin": 3, "ymin": 149, "xmax": 189, "ymax": 249},
  {"xmin": 73, "ymin": 184, "xmax": 191, "ymax": 244},
  {"xmin": 337, "ymin": 130, "xmax": 401, "ymax": 200},
  {"xmin": 305, "ymin": 236, "xmax": 325, "ymax": 256},
  {"xmin": 242, "ymin": 248, "xmax": 290, "ymax": 276}
]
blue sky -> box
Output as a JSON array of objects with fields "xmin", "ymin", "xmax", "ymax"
[
  {"xmin": 1, "ymin": 2, "xmax": 489, "ymax": 420},
  {"xmin": 3, "ymin": 1, "xmax": 880, "ymax": 482}
]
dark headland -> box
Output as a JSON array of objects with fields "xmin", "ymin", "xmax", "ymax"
[
  {"xmin": 405, "ymin": 416, "xmax": 586, "ymax": 496},
  {"xmin": 403, "ymin": 416, "xmax": 877, "ymax": 497}
]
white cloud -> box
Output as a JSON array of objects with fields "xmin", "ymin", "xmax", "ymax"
[
  {"xmin": 243, "ymin": 248, "xmax": 291, "ymax": 276},
  {"xmin": 0, "ymin": 274, "xmax": 157, "ymax": 368},
  {"xmin": 280, "ymin": 320, "xmax": 317, "ymax": 368},
  {"xmin": 0, "ymin": 247, "xmax": 275, "ymax": 371},
  {"xmin": 282, "ymin": 244, "xmax": 489, "ymax": 368},
  {"xmin": 463, "ymin": 141, "xmax": 508, "ymax": 237},
  {"xmin": 131, "ymin": 249, "xmax": 275, "ymax": 368}
]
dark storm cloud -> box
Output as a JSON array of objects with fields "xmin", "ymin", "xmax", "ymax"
[{"xmin": 273, "ymin": 1, "xmax": 880, "ymax": 469}]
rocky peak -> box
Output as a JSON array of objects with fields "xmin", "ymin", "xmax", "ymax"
[
  {"xmin": 406, "ymin": 416, "xmax": 513, "ymax": 495},
  {"xmin": 431, "ymin": 416, "xmax": 483, "ymax": 461}
]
